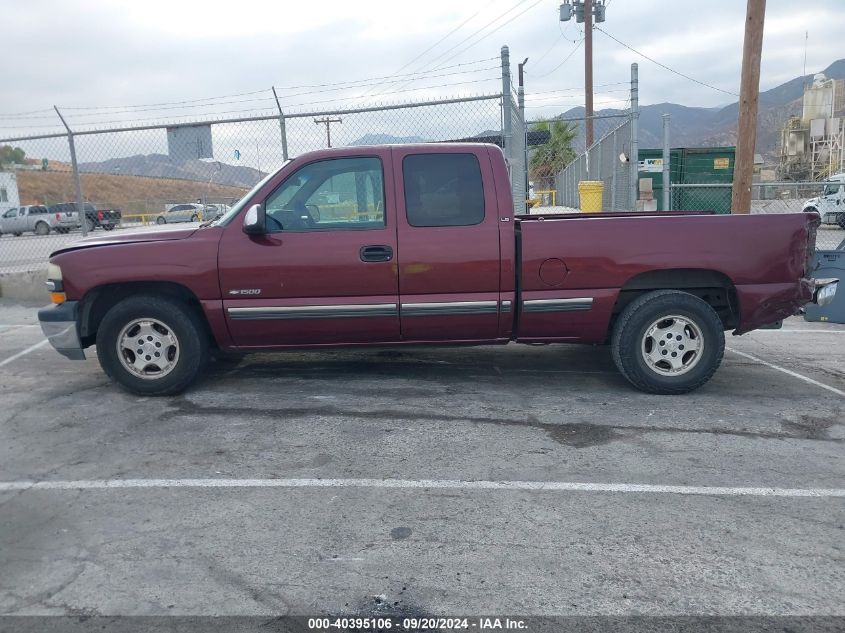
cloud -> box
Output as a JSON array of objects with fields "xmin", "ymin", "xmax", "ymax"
[{"xmin": 2, "ymin": 0, "xmax": 843, "ymax": 139}]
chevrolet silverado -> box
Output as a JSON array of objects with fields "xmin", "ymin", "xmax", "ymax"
[{"xmin": 38, "ymin": 144, "xmax": 837, "ymax": 396}]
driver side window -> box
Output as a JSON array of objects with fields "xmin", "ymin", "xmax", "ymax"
[{"xmin": 264, "ymin": 157, "xmax": 385, "ymax": 232}]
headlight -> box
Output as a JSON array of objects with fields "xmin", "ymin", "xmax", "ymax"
[{"xmin": 46, "ymin": 263, "xmax": 65, "ymax": 303}]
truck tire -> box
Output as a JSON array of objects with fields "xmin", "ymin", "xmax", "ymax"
[
  {"xmin": 34, "ymin": 221, "xmax": 50, "ymax": 236},
  {"xmin": 96, "ymin": 295, "xmax": 208, "ymax": 396},
  {"xmin": 157, "ymin": 217, "xmax": 167, "ymax": 225},
  {"xmin": 102, "ymin": 224, "xmax": 115, "ymax": 231},
  {"xmin": 85, "ymin": 218, "xmax": 96, "ymax": 233},
  {"xmin": 611, "ymin": 289, "xmax": 724, "ymax": 395}
]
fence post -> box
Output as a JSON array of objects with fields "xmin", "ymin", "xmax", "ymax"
[
  {"xmin": 662, "ymin": 113, "xmax": 670, "ymax": 211},
  {"xmin": 518, "ymin": 81, "xmax": 528, "ymax": 201},
  {"xmin": 53, "ymin": 106, "xmax": 88, "ymax": 237},
  {"xmin": 610, "ymin": 128, "xmax": 618, "ymax": 210},
  {"xmin": 500, "ymin": 46, "xmax": 513, "ymax": 169},
  {"xmin": 271, "ymin": 87, "xmax": 289, "ymax": 160},
  {"xmin": 630, "ymin": 63, "xmax": 639, "ymax": 211}
]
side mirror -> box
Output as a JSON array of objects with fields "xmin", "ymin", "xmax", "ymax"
[{"xmin": 242, "ymin": 203, "xmax": 266, "ymax": 235}]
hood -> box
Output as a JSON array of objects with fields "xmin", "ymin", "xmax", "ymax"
[
  {"xmin": 51, "ymin": 226, "xmax": 198, "ymax": 256},
  {"xmin": 804, "ymin": 197, "xmax": 820, "ymax": 208}
]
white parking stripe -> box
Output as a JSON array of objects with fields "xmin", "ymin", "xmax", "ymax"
[
  {"xmin": 0, "ymin": 478, "xmax": 842, "ymax": 498},
  {"xmin": 0, "ymin": 339, "xmax": 48, "ymax": 368},
  {"xmin": 726, "ymin": 346, "xmax": 845, "ymax": 398},
  {"xmin": 752, "ymin": 329, "xmax": 845, "ymax": 334}
]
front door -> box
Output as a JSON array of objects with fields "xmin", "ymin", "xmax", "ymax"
[
  {"xmin": 219, "ymin": 151, "xmax": 400, "ymax": 347},
  {"xmin": 392, "ymin": 147, "xmax": 503, "ymax": 341}
]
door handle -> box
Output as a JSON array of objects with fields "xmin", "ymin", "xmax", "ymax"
[{"xmin": 360, "ymin": 245, "xmax": 393, "ymax": 262}]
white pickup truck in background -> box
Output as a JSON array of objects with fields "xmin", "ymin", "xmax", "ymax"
[
  {"xmin": 0, "ymin": 205, "xmax": 76, "ymax": 236},
  {"xmin": 804, "ymin": 173, "xmax": 845, "ymax": 229}
]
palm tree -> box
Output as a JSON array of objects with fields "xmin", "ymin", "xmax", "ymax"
[{"xmin": 529, "ymin": 119, "xmax": 578, "ymax": 189}]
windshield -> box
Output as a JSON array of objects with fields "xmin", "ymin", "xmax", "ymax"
[
  {"xmin": 209, "ymin": 161, "xmax": 291, "ymax": 227},
  {"xmin": 823, "ymin": 183, "xmax": 842, "ymax": 197}
]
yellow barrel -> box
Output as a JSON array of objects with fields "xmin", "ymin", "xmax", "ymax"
[{"xmin": 577, "ymin": 180, "xmax": 604, "ymax": 213}]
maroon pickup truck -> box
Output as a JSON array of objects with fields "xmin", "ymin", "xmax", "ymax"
[{"xmin": 38, "ymin": 143, "xmax": 836, "ymax": 396}]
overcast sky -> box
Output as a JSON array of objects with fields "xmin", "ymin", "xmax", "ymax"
[{"xmin": 3, "ymin": 0, "xmax": 844, "ymax": 138}]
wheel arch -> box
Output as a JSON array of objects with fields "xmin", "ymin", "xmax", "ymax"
[
  {"xmin": 79, "ymin": 281, "xmax": 214, "ymax": 348},
  {"xmin": 612, "ymin": 268, "xmax": 739, "ymax": 330}
]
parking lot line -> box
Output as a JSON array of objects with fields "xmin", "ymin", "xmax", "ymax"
[
  {"xmin": 0, "ymin": 478, "xmax": 843, "ymax": 498},
  {"xmin": 726, "ymin": 346, "xmax": 845, "ymax": 398},
  {"xmin": 753, "ymin": 329, "xmax": 845, "ymax": 334},
  {"xmin": 0, "ymin": 338, "xmax": 48, "ymax": 368}
]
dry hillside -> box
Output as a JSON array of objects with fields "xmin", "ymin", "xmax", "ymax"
[{"xmin": 17, "ymin": 170, "xmax": 249, "ymax": 214}]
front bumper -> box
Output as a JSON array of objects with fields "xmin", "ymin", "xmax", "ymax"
[{"xmin": 38, "ymin": 301, "xmax": 85, "ymax": 360}]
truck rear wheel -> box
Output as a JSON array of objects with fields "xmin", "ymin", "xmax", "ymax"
[
  {"xmin": 96, "ymin": 295, "xmax": 208, "ymax": 396},
  {"xmin": 34, "ymin": 221, "xmax": 50, "ymax": 236},
  {"xmin": 611, "ymin": 290, "xmax": 724, "ymax": 394}
]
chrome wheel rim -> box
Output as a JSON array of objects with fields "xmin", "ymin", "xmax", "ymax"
[
  {"xmin": 116, "ymin": 318, "xmax": 180, "ymax": 380},
  {"xmin": 641, "ymin": 314, "xmax": 704, "ymax": 376}
]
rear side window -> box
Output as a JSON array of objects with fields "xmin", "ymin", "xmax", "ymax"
[{"xmin": 403, "ymin": 153, "xmax": 485, "ymax": 227}]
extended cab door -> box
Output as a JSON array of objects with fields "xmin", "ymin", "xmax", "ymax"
[
  {"xmin": 392, "ymin": 147, "xmax": 504, "ymax": 341},
  {"xmin": 218, "ymin": 150, "xmax": 400, "ymax": 347}
]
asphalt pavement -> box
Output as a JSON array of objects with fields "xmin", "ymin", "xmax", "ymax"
[{"xmin": 0, "ymin": 306, "xmax": 843, "ymax": 622}]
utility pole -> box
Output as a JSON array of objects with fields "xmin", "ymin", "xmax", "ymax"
[
  {"xmin": 314, "ymin": 117, "xmax": 342, "ymax": 148},
  {"xmin": 560, "ymin": 0, "xmax": 607, "ymax": 150},
  {"xmin": 731, "ymin": 0, "xmax": 766, "ymax": 214},
  {"xmin": 583, "ymin": 0, "xmax": 594, "ymax": 148}
]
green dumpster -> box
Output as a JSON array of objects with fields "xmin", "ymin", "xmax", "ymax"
[
  {"xmin": 678, "ymin": 147, "xmax": 735, "ymax": 214},
  {"xmin": 636, "ymin": 146, "xmax": 735, "ymax": 213}
]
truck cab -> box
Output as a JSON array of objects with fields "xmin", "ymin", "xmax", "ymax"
[{"xmin": 804, "ymin": 173, "xmax": 845, "ymax": 228}]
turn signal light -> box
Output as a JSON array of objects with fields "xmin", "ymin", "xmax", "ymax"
[{"xmin": 50, "ymin": 292, "xmax": 66, "ymax": 304}]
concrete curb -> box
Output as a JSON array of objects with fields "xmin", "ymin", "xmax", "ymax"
[{"xmin": 0, "ymin": 269, "xmax": 48, "ymax": 306}]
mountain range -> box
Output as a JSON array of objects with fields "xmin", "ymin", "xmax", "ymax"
[{"xmin": 557, "ymin": 58, "xmax": 845, "ymax": 155}]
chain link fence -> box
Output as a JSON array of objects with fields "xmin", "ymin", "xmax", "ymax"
[
  {"xmin": 552, "ymin": 115, "xmax": 633, "ymax": 212},
  {"xmin": 0, "ymin": 94, "xmax": 511, "ymax": 274},
  {"xmin": 670, "ymin": 182, "xmax": 845, "ymax": 250}
]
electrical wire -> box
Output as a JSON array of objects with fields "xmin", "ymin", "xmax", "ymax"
[
  {"xmin": 353, "ymin": 5, "xmax": 489, "ymax": 102},
  {"xmin": 1, "ymin": 58, "xmax": 499, "ymax": 119},
  {"xmin": 595, "ymin": 26, "xmax": 739, "ymax": 97},
  {"xmin": 378, "ymin": 0, "xmax": 540, "ymax": 100},
  {"xmin": 17, "ymin": 64, "xmax": 500, "ymax": 121},
  {"xmin": 0, "ymin": 76, "xmax": 502, "ymax": 130},
  {"xmin": 529, "ymin": 36, "xmax": 584, "ymax": 79},
  {"xmin": 425, "ymin": 0, "xmax": 546, "ymax": 74}
]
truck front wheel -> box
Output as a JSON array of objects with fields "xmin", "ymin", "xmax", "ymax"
[
  {"xmin": 96, "ymin": 295, "xmax": 208, "ymax": 396},
  {"xmin": 611, "ymin": 290, "xmax": 725, "ymax": 394}
]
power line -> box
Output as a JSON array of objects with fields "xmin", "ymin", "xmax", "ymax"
[
  {"xmin": 0, "ymin": 58, "xmax": 497, "ymax": 120},
  {"xmin": 529, "ymin": 37, "xmax": 584, "ymax": 78},
  {"xmin": 353, "ymin": 5, "xmax": 489, "ymax": 102},
  {"xmin": 381, "ymin": 0, "xmax": 537, "ymax": 99},
  {"xmin": 595, "ymin": 26, "xmax": 739, "ymax": 97},
  {"xmin": 426, "ymin": 0, "xmax": 546, "ymax": 73},
  {"xmin": 0, "ymin": 76, "xmax": 502, "ymax": 130},
  {"xmin": 15, "ymin": 64, "xmax": 499, "ymax": 121}
]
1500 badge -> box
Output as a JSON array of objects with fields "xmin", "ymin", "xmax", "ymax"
[{"xmin": 228, "ymin": 289, "xmax": 262, "ymax": 295}]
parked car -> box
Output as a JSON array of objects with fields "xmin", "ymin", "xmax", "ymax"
[
  {"xmin": 90, "ymin": 205, "xmax": 121, "ymax": 231},
  {"xmin": 156, "ymin": 203, "xmax": 204, "ymax": 224},
  {"xmin": 203, "ymin": 204, "xmax": 230, "ymax": 221},
  {"xmin": 803, "ymin": 173, "xmax": 845, "ymax": 229},
  {"xmin": 39, "ymin": 144, "xmax": 836, "ymax": 396},
  {"xmin": 0, "ymin": 205, "xmax": 74, "ymax": 236},
  {"xmin": 47, "ymin": 202, "xmax": 122, "ymax": 233}
]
